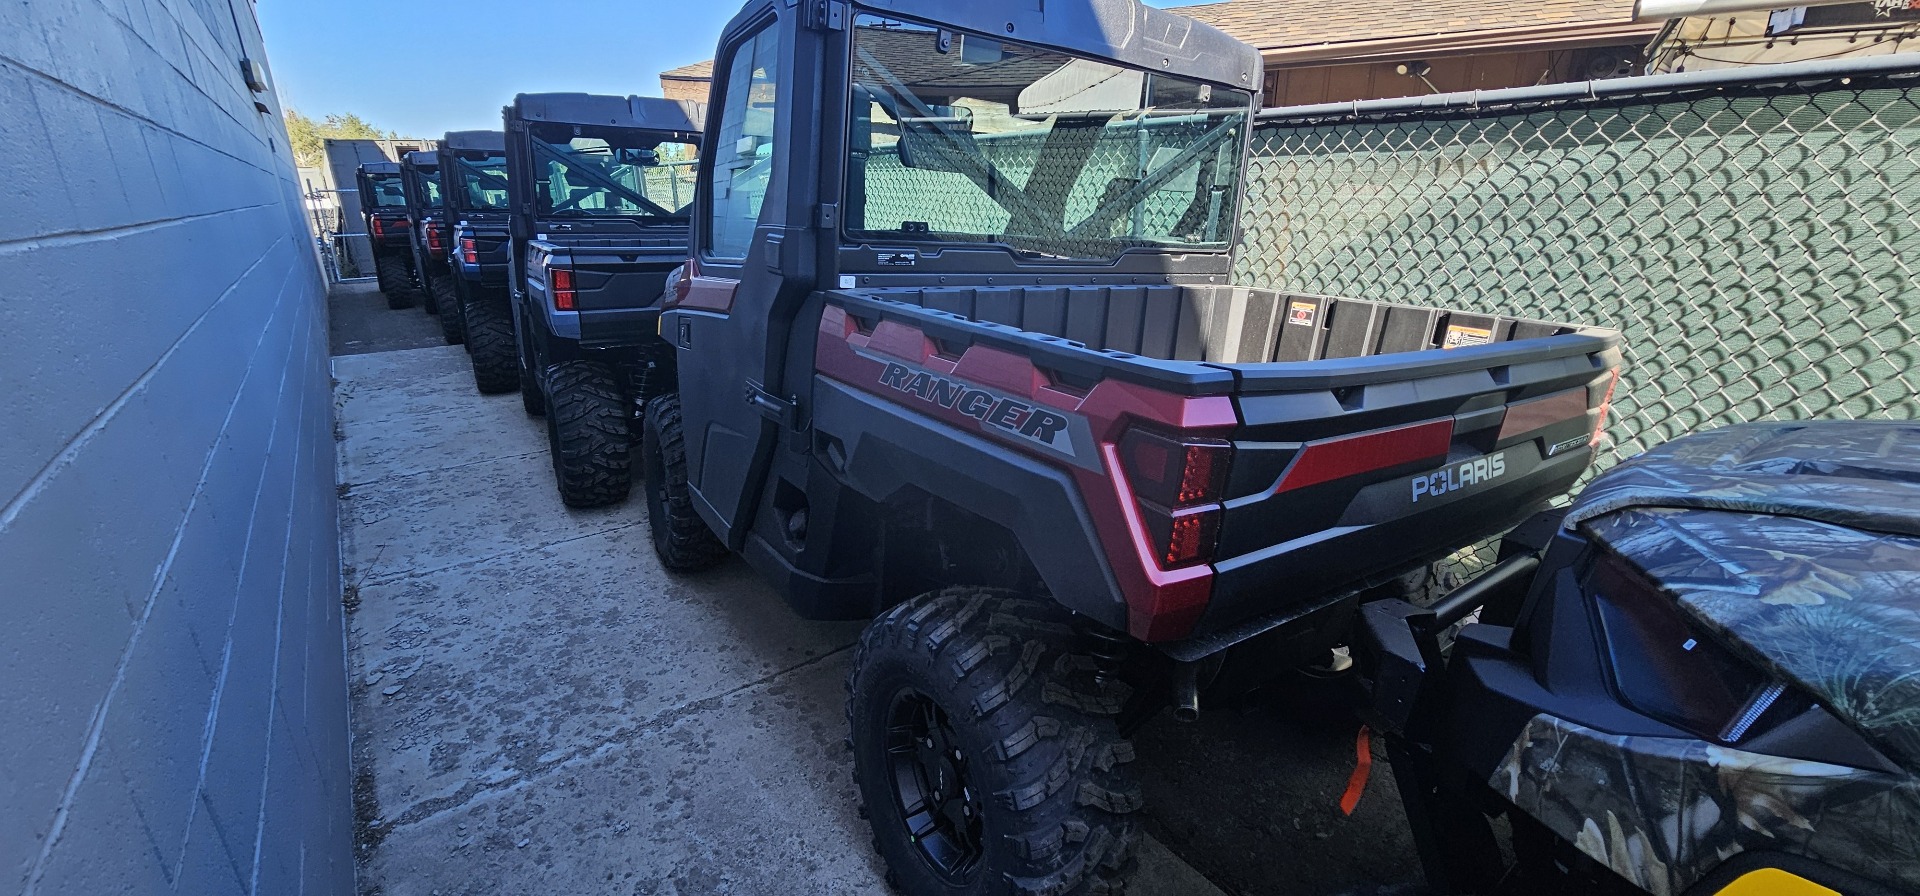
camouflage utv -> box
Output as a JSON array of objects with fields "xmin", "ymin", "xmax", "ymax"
[{"xmin": 1359, "ymin": 420, "xmax": 1920, "ymax": 896}]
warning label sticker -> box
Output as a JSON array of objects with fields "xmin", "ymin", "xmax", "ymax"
[
  {"xmin": 1287, "ymin": 301, "xmax": 1317, "ymax": 327},
  {"xmin": 1443, "ymin": 325, "xmax": 1493, "ymax": 349}
]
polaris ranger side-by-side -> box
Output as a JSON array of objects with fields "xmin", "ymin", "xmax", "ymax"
[
  {"xmin": 645, "ymin": 2, "xmax": 1623, "ymax": 893},
  {"xmin": 399, "ymin": 150, "xmax": 448, "ymax": 321},
  {"xmin": 502, "ymin": 93, "xmax": 704, "ymax": 507},
  {"xmin": 437, "ymin": 130, "xmax": 512, "ymax": 382},
  {"xmin": 356, "ymin": 160, "xmax": 416, "ymax": 309}
]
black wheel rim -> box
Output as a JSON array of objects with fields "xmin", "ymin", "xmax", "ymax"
[{"xmin": 885, "ymin": 688, "xmax": 984, "ymax": 882}]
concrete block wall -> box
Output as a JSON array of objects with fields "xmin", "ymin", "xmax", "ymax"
[{"xmin": 0, "ymin": 0, "xmax": 353, "ymax": 893}]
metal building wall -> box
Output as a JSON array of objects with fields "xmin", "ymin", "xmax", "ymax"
[{"xmin": 0, "ymin": 0, "xmax": 352, "ymax": 893}]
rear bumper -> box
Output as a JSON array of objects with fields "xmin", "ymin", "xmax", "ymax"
[{"xmin": 1194, "ymin": 443, "xmax": 1586, "ymax": 641}]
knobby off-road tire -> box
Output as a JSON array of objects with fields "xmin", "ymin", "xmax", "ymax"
[
  {"xmin": 518, "ymin": 326, "xmax": 546, "ymax": 417},
  {"xmin": 544, "ymin": 361, "xmax": 632, "ymax": 508},
  {"xmin": 641, "ymin": 395, "xmax": 728, "ymax": 571},
  {"xmin": 848, "ymin": 589, "xmax": 1141, "ymax": 896},
  {"xmin": 417, "ymin": 270, "xmax": 440, "ymax": 315},
  {"xmin": 431, "ymin": 275, "xmax": 464, "ymax": 345},
  {"xmin": 462, "ymin": 291, "xmax": 518, "ymax": 395},
  {"xmin": 377, "ymin": 255, "xmax": 413, "ymax": 309}
]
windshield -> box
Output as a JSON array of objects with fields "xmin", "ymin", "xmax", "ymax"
[
  {"xmin": 369, "ymin": 174, "xmax": 407, "ymax": 208},
  {"xmin": 409, "ymin": 169, "xmax": 442, "ymax": 209},
  {"xmin": 453, "ymin": 152, "xmax": 509, "ymax": 211},
  {"xmin": 847, "ymin": 16, "xmax": 1250, "ymax": 261},
  {"xmin": 530, "ymin": 124, "xmax": 700, "ymax": 220}
]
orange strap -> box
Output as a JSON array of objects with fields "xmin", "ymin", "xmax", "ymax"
[{"xmin": 1340, "ymin": 725, "xmax": 1373, "ymax": 816}]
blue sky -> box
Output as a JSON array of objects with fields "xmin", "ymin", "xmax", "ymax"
[{"xmin": 258, "ymin": 0, "xmax": 1203, "ymax": 139}]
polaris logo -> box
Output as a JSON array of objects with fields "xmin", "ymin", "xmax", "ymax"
[
  {"xmin": 879, "ymin": 362, "xmax": 1071, "ymax": 448},
  {"xmin": 1411, "ymin": 452, "xmax": 1507, "ymax": 503}
]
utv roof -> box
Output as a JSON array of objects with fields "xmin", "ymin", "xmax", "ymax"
[
  {"xmin": 442, "ymin": 130, "xmax": 506, "ymax": 152},
  {"xmin": 777, "ymin": 0, "xmax": 1261, "ymax": 94},
  {"xmin": 510, "ymin": 93, "xmax": 705, "ymax": 138},
  {"xmin": 401, "ymin": 150, "xmax": 439, "ymax": 169},
  {"xmin": 360, "ymin": 161, "xmax": 401, "ymax": 175}
]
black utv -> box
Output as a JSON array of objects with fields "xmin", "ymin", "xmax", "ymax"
[
  {"xmin": 437, "ymin": 130, "xmax": 511, "ymax": 375},
  {"xmin": 502, "ymin": 93, "xmax": 703, "ymax": 507},
  {"xmin": 399, "ymin": 150, "xmax": 448, "ymax": 321},
  {"xmin": 356, "ymin": 160, "xmax": 416, "ymax": 308}
]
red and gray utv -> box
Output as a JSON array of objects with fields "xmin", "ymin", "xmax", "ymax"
[{"xmin": 645, "ymin": 1, "xmax": 1623, "ymax": 892}]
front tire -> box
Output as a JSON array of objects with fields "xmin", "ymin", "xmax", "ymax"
[
  {"xmin": 376, "ymin": 255, "xmax": 413, "ymax": 309},
  {"xmin": 641, "ymin": 395, "xmax": 727, "ymax": 571},
  {"xmin": 544, "ymin": 361, "xmax": 632, "ymax": 508},
  {"xmin": 848, "ymin": 589, "xmax": 1141, "ymax": 896},
  {"xmin": 462, "ymin": 290, "xmax": 517, "ymax": 394},
  {"xmin": 432, "ymin": 275, "xmax": 464, "ymax": 345}
]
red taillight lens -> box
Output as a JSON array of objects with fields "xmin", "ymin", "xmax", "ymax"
[
  {"xmin": 1591, "ymin": 369, "xmax": 1621, "ymax": 447},
  {"xmin": 461, "ymin": 238, "xmax": 477, "ymax": 265},
  {"xmin": 1119, "ymin": 428, "xmax": 1232, "ymax": 570},
  {"xmin": 550, "ymin": 266, "xmax": 576, "ymax": 311},
  {"xmin": 370, "ymin": 217, "xmax": 384, "ymax": 238},
  {"xmin": 1120, "ymin": 428, "xmax": 1231, "ymax": 509},
  {"xmin": 426, "ymin": 225, "xmax": 443, "ymax": 253}
]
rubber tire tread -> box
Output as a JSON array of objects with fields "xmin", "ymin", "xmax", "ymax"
[
  {"xmin": 641, "ymin": 395, "xmax": 728, "ymax": 571},
  {"xmin": 431, "ymin": 275, "xmax": 464, "ymax": 345},
  {"xmin": 462, "ymin": 291, "xmax": 518, "ymax": 395},
  {"xmin": 518, "ymin": 331, "xmax": 549, "ymax": 418},
  {"xmin": 418, "ymin": 268, "xmax": 439, "ymax": 314},
  {"xmin": 848, "ymin": 589, "xmax": 1140, "ymax": 896},
  {"xmin": 377, "ymin": 255, "xmax": 413, "ymax": 309},
  {"xmin": 544, "ymin": 361, "xmax": 632, "ymax": 508}
]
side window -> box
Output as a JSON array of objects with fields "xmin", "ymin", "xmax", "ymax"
[{"xmin": 705, "ymin": 25, "xmax": 781, "ymax": 259}]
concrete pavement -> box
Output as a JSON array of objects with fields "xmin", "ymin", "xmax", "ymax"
[{"xmin": 333, "ymin": 340, "xmax": 1229, "ymax": 895}]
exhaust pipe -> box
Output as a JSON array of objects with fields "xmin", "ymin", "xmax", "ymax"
[{"xmin": 1172, "ymin": 662, "xmax": 1201, "ymax": 723}]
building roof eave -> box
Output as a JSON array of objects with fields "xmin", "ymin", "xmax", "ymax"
[{"xmin": 1260, "ymin": 20, "xmax": 1666, "ymax": 66}]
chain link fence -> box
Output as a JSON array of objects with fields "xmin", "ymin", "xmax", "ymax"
[{"xmin": 1239, "ymin": 56, "xmax": 1920, "ymax": 583}]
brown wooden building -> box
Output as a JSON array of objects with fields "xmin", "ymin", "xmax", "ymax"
[
  {"xmin": 1179, "ymin": 0, "xmax": 1662, "ymax": 107},
  {"xmin": 658, "ymin": 1, "xmax": 1667, "ymax": 111},
  {"xmin": 659, "ymin": 59, "xmax": 715, "ymax": 105}
]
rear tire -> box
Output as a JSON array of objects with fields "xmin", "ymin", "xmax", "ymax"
[
  {"xmin": 518, "ymin": 326, "xmax": 547, "ymax": 417},
  {"xmin": 418, "ymin": 268, "xmax": 440, "ymax": 314},
  {"xmin": 377, "ymin": 255, "xmax": 413, "ymax": 309},
  {"xmin": 431, "ymin": 275, "xmax": 464, "ymax": 345},
  {"xmin": 641, "ymin": 395, "xmax": 728, "ymax": 571},
  {"xmin": 462, "ymin": 290, "xmax": 518, "ymax": 395},
  {"xmin": 848, "ymin": 589, "xmax": 1141, "ymax": 896},
  {"xmin": 544, "ymin": 361, "xmax": 632, "ymax": 508}
]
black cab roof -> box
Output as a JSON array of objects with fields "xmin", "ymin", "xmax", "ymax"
[
  {"xmin": 359, "ymin": 161, "xmax": 401, "ymax": 176},
  {"xmin": 509, "ymin": 93, "xmax": 705, "ymax": 139},
  {"xmin": 443, "ymin": 130, "xmax": 506, "ymax": 152},
  {"xmin": 401, "ymin": 150, "xmax": 439, "ymax": 170},
  {"xmin": 761, "ymin": 0, "xmax": 1261, "ymax": 94}
]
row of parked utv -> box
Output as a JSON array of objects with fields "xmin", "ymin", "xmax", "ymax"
[
  {"xmin": 349, "ymin": 2, "xmax": 1920, "ymax": 895},
  {"xmin": 357, "ymin": 95, "xmax": 699, "ymax": 509}
]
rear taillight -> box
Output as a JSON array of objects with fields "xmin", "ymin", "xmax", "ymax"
[
  {"xmin": 370, "ymin": 217, "xmax": 384, "ymax": 238},
  {"xmin": 670, "ymin": 257, "xmax": 698, "ymax": 307},
  {"xmin": 1591, "ymin": 369, "xmax": 1621, "ymax": 447},
  {"xmin": 426, "ymin": 224, "xmax": 443, "ymax": 253},
  {"xmin": 550, "ymin": 266, "xmax": 576, "ymax": 311},
  {"xmin": 1119, "ymin": 428, "xmax": 1231, "ymax": 569},
  {"xmin": 460, "ymin": 238, "xmax": 477, "ymax": 265}
]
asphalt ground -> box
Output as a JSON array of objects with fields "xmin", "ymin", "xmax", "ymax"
[{"xmin": 328, "ymin": 279, "xmax": 1428, "ymax": 895}]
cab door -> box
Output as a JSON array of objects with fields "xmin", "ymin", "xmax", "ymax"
[{"xmin": 664, "ymin": 4, "xmax": 825, "ymax": 546}]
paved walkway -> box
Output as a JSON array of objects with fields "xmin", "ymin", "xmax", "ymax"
[{"xmin": 331, "ymin": 337, "xmax": 1225, "ymax": 895}]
